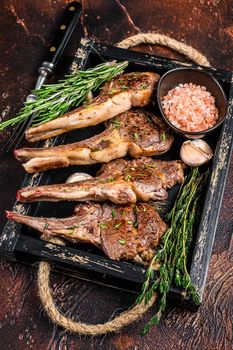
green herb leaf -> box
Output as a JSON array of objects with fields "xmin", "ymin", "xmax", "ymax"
[
  {"xmin": 161, "ymin": 132, "xmax": 167, "ymax": 142},
  {"xmin": 124, "ymin": 174, "xmax": 132, "ymax": 182},
  {"xmin": 114, "ymin": 223, "xmax": 122, "ymax": 229},
  {"xmin": 109, "ymin": 89, "xmax": 119, "ymax": 95},
  {"xmin": 146, "ymin": 164, "xmax": 158, "ymax": 169},
  {"xmin": 68, "ymin": 224, "xmax": 80, "ymax": 229},
  {"xmin": 112, "ymin": 119, "xmax": 121, "ymax": 129},
  {"xmin": 99, "ymin": 223, "xmax": 107, "ymax": 229},
  {"xmin": 105, "ymin": 176, "xmax": 114, "ymax": 183},
  {"xmin": 118, "ymin": 239, "xmax": 126, "ymax": 245},
  {"xmin": 44, "ymin": 223, "xmax": 49, "ymax": 229},
  {"xmin": 137, "ymin": 167, "xmax": 209, "ymax": 335},
  {"xmin": 100, "ymin": 176, "xmax": 114, "ymax": 183},
  {"xmin": 0, "ymin": 61, "xmax": 128, "ymax": 131},
  {"xmin": 140, "ymin": 83, "xmax": 148, "ymax": 89},
  {"xmin": 147, "ymin": 116, "xmax": 153, "ymax": 123},
  {"xmin": 133, "ymin": 222, "xmax": 138, "ymax": 228},
  {"xmin": 133, "ymin": 133, "xmax": 139, "ymax": 139},
  {"xmin": 111, "ymin": 210, "xmax": 116, "ymax": 219}
]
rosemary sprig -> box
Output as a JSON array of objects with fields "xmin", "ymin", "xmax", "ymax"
[
  {"xmin": 0, "ymin": 61, "xmax": 128, "ymax": 131},
  {"xmin": 137, "ymin": 167, "xmax": 209, "ymax": 335}
]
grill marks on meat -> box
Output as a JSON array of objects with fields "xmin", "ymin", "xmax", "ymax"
[
  {"xmin": 5, "ymin": 202, "xmax": 167, "ymax": 262},
  {"xmin": 25, "ymin": 72, "xmax": 160, "ymax": 142},
  {"xmin": 16, "ymin": 159, "xmax": 185, "ymax": 204},
  {"xmin": 15, "ymin": 110, "xmax": 174, "ymax": 173}
]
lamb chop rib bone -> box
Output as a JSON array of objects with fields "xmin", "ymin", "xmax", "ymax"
[
  {"xmin": 15, "ymin": 110, "xmax": 174, "ymax": 173},
  {"xmin": 17, "ymin": 158, "xmax": 185, "ymax": 204},
  {"xmin": 6, "ymin": 202, "xmax": 167, "ymax": 262},
  {"xmin": 25, "ymin": 72, "xmax": 160, "ymax": 142}
]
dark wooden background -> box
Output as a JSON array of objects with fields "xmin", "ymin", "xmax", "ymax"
[{"xmin": 0, "ymin": 1, "xmax": 232, "ymax": 349}]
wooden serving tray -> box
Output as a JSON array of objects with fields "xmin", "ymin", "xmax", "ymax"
[{"xmin": 0, "ymin": 38, "xmax": 232, "ymax": 309}]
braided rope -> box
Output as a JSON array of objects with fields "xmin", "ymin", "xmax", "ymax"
[
  {"xmin": 38, "ymin": 235, "xmax": 156, "ymax": 335},
  {"xmin": 37, "ymin": 34, "xmax": 210, "ymax": 335},
  {"xmin": 117, "ymin": 33, "xmax": 210, "ymax": 66}
]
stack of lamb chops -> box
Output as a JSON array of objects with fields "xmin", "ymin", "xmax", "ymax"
[{"xmin": 6, "ymin": 71, "xmax": 185, "ymax": 264}]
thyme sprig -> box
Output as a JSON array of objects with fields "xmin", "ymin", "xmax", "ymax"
[
  {"xmin": 137, "ymin": 167, "xmax": 209, "ymax": 335},
  {"xmin": 0, "ymin": 61, "xmax": 128, "ymax": 131}
]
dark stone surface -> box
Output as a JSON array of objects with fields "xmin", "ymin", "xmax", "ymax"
[{"xmin": 0, "ymin": 1, "xmax": 232, "ymax": 349}]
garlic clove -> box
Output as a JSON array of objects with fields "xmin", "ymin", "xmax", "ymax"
[
  {"xmin": 180, "ymin": 139, "xmax": 213, "ymax": 166},
  {"xmin": 66, "ymin": 172, "xmax": 93, "ymax": 184}
]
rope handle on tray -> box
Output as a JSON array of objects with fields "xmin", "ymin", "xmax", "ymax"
[
  {"xmin": 37, "ymin": 34, "xmax": 210, "ymax": 335},
  {"xmin": 38, "ymin": 235, "xmax": 156, "ymax": 335},
  {"xmin": 117, "ymin": 33, "xmax": 210, "ymax": 66}
]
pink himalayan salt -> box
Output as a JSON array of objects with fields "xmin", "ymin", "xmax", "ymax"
[{"xmin": 162, "ymin": 83, "xmax": 218, "ymax": 132}]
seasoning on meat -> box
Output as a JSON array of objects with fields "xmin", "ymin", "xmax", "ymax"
[
  {"xmin": 15, "ymin": 110, "xmax": 173, "ymax": 173},
  {"xmin": 16, "ymin": 158, "xmax": 185, "ymax": 204},
  {"xmin": 5, "ymin": 202, "xmax": 167, "ymax": 263},
  {"xmin": 25, "ymin": 72, "xmax": 160, "ymax": 142}
]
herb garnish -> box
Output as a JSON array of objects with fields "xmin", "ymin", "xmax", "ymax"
[
  {"xmin": 118, "ymin": 239, "xmax": 126, "ymax": 245},
  {"xmin": 133, "ymin": 222, "xmax": 138, "ymax": 228},
  {"xmin": 44, "ymin": 223, "xmax": 49, "ymax": 229},
  {"xmin": 109, "ymin": 89, "xmax": 119, "ymax": 95},
  {"xmin": 124, "ymin": 174, "xmax": 132, "ymax": 182},
  {"xmin": 145, "ymin": 164, "xmax": 158, "ymax": 169},
  {"xmin": 99, "ymin": 223, "xmax": 108, "ymax": 229},
  {"xmin": 114, "ymin": 223, "xmax": 122, "ymax": 229},
  {"xmin": 147, "ymin": 116, "xmax": 153, "ymax": 123},
  {"xmin": 112, "ymin": 119, "xmax": 121, "ymax": 129},
  {"xmin": 161, "ymin": 132, "xmax": 167, "ymax": 142},
  {"xmin": 140, "ymin": 83, "xmax": 148, "ymax": 89},
  {"xmin": 137, "ymin": 167, "xmax": 209, "ymax": 335},
  {"xmin": 68, "ymin": 224, "xmax": 80, "ymax": 229},
  {"xmin": 100, "ymin": 176, "xmax": 114, "ymax": 183},
  {"xmin": 133, "ymin": 133, "xmax": 139, "ymax": 139},
  {"xmin": 0, "ymin": 61, "xmax": 128, "ymax": 131},
  {"xmin": 111, "ymin": 210, "xmax": 116, "ymax": 219}
]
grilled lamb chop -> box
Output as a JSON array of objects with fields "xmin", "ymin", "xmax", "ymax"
[
  {"xmin": 6, "ymin": 202, "xmax": 167, "ymax": 262},
  {"xmin": 25, "ymin": 72, "xmax": 160, "ymax": 142},
  {"xmin": 15, "ymin": 110, "xmax": 173, "ymax": 173},
  {"xmin": 17, "ymin": 158, "xmax": 185, "ymax": 204}
]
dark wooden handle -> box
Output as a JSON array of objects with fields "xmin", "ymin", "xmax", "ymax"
[{"xmin": 45, "ymin": 1, "xmax": 82, "ymax": 69}]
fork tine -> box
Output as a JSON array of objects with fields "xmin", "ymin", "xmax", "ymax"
[
  {"xmin": 0, "ymin": 118, "xmax": 30, "ymax": 153},
  {"xmin": 1, "ymin": 110, "xmax": 39, "ymax": 153}
]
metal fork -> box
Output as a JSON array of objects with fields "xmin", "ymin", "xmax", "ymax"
[
  {"xmin": 0, "ymin": 1, "xmax": 82, "ymax": 154},
  {"xmin": 0, "ymin": 72, "xmax": 50, "ymax": 153}
]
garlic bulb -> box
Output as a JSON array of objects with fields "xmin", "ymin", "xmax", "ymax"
[
  {"xmin": 180, "ymin": 139, "xmax": 213, "ymax": 166},
  {"xmin": 66, "ymin": 172, "xmax": 93, "ymax": 184}
]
